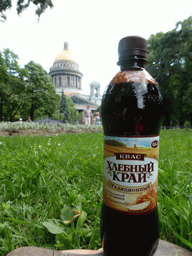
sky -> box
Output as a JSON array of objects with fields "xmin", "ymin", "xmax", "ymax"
[
  {"xmin": 0, "ymin": 0, "xmax": 192, "ymax": 95},
  {"xmin": 105, "ymin": 136, "xmax": 159, "ymax": 148}
]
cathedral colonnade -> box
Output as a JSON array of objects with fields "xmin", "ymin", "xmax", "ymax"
[{"xmin": 52, "ymin": 74, "xmax": 82, "ymax": 89}]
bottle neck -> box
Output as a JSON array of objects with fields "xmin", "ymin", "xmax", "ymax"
[{"xmin": 118, "ymin": 56, "xmax": 146, "ymax": 71}]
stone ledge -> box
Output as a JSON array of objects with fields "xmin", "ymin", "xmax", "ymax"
[{"xmin": 6, "ymin": 240, "xmax": 192, "ymax": 256}]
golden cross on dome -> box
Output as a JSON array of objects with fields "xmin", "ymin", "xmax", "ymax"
[{"xmin": 64, "ymin": 42, "xmax": 69, "ymax": 50}]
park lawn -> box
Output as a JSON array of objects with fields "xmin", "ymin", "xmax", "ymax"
[
  {"xmin": 0, "ymin": 130, "xmax": 192, "ymax": 255},
  {"xmin": 158, "ymin": 129, "xmax": 192, "ymax": 249}
]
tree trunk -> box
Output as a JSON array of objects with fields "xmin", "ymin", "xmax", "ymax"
[
  {"xmin": 189, "ymin": 113, "xmax": 192, "ymax": 126},
  {"xmin": 0, "ymin": 98, "xmax": 3, "ymax": 121},
  {"xmin": 30, "ymin": 103, "xmax": 35, "ymax": 121}
]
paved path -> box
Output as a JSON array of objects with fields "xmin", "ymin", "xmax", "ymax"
[{"xmin": 7, "ymin": 240, "xmax": 192, "ymax": 256}]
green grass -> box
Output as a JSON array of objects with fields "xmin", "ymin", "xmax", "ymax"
[
  {"xmin": 0, "ymin": 130, "xmax": 192, "ymax": 255},
  {"xmin": 0, "ymin": 133, "xmax": 103, "ymax": 255},
  {"xmin": 158, "ymin": 129, "xmax": 192, "ymax": 250}
]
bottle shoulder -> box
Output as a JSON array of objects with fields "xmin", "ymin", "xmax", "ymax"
[{"xmin": 109, "ymin": 68, "xmax": 157, "ymax": 85}]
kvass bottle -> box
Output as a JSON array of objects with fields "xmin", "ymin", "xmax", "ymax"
[{"xmin": 100, "ymin": 36, "xmax": 163, "ymax": 256}]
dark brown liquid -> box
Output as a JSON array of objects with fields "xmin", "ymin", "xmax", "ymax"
[
  {"xmin": 100, "ymin": 75, "xmax": 163, "ymax": 256},
  {"xmin": 101, "ymin": 203, "xmax": 159, "ymax": 256},
  {"xmin": 101, "ymin": 81, "xmax": 162, "ymax": 137}
]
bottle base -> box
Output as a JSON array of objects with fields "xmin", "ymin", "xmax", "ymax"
[
  {"xmin": 102, "ymin": 237, "xmax": 159, "ymax": 256},
  {"xmin": 148, "ymin": 239, "xmax": 159, "ymax": 256}
]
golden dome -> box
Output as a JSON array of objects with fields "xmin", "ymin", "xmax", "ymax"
[{"xmin": 54, "ymin": 42, "xmax": 73, "ymax": 62}]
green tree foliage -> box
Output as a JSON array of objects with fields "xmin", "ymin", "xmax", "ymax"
[
  {"xmin": 60, "ymin": 90, "xmax": 69, "ymax": 123},
  {"xmin": 57, "ymin": 90, "xmax": 81, "ymax": 124},
  {"xmin": 0, "ymin": 0, "xmax": 11, "ymax": 21},
  {"xmin": 23, "ymin": 61, "xmax": 60, "ymax": 121},
  {"xmin": 0, "ymin": 0, "xmax": 53, "ymax": 22},
  {"xmin": 0, "ymin": 48, "xmax": 81, "ymax": 123},
  {"xmin": 66, "ymin": 97, "xmax": 82, "ymax": 124},
  {"xmin": 0, "ymin": 49, "xmax": 28, "ymax": 121},
  {"xmin": 146, "ymin": 16, "xmax": 192, "ymax": 126}
]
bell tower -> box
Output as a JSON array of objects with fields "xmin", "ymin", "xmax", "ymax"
[{"xmin": 90, "ymin": 81, "xmax": 101, "ymax": 98}]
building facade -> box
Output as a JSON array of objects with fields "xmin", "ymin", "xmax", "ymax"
[{"xmin": 49, "ymin": 42, "xmax": 102, "ymax": 112}]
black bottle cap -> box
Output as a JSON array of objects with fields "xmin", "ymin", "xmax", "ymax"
[{"xmin": 117, "ymin": 36, "xmax": 147, "ymax": 65}]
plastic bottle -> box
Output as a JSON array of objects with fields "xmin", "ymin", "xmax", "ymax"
[{"xmin": 100, "ymin": 36, "xmax": 163, "ymax": 256}]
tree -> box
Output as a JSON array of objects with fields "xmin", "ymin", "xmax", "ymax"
[
  {"xmin": 59, "ymin": 90, "xmax": 69, "ymax": 123},
  {"xmin": 58, "ymin": 90, "xmax": 81, "ymax": 124},
  {"xmin": 0, "ymin": 48, "xmax": 28, "ymax": 121},
  {"xmin": 0, "ymin": 0, "xmax": 53, "ymax": 22},
  {"xmin": 0, "ymin": 0, "xmax": 11, "ymax": 21},
  {"xmin": 24, "ymin": 61, "xmax": 60, "ymax": 121},
  {"xmin": 146, "ymin": 16, "xmax": 192, "ymax": 126},
  {"xmin": 66, "ymin": 97, "xmax": 81, "ymax": 124}
]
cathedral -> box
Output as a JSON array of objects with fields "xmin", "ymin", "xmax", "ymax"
[{"xmin": 49, "ymin": 42, "xmax": 102, "ymax": 112}]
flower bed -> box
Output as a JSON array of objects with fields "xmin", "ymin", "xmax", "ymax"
[{"xmin": 0, "ymin": 121, "xmax": 103, "ymax": 136}]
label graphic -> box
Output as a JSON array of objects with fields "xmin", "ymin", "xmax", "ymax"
[{"xmin": 103, "ymin": 136, "xmax": 159, "ymax": 214}]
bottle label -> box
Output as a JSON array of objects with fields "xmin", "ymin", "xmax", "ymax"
[{"xmin": 103, "ymin": 136, "xmax": 159, "ymax": 214}]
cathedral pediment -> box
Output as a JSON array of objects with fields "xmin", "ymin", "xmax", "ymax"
[{"xmin": 70, "ymin": 95, "xmax": 89, "ymax": 105}]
